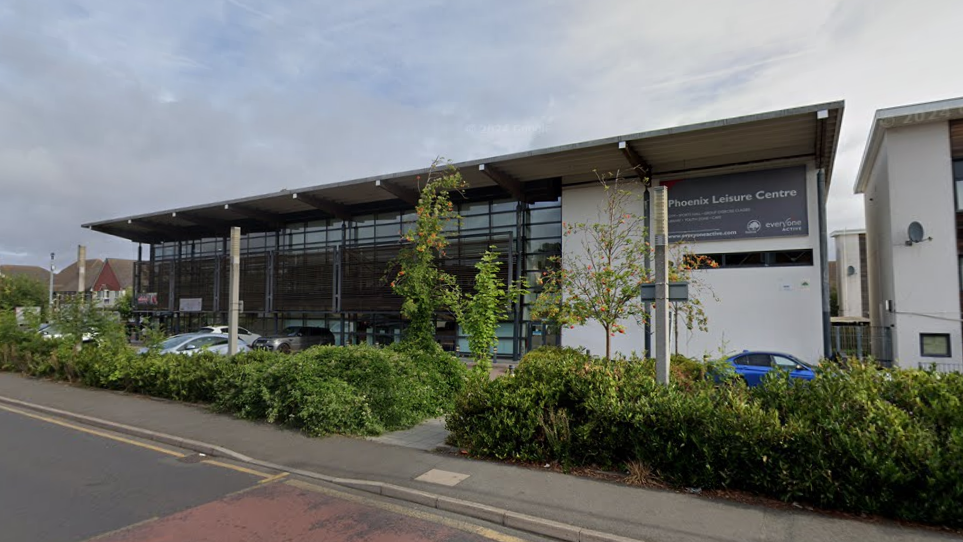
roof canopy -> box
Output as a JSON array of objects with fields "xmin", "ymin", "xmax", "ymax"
[{"xmin": 85, "ymin": 101, "xmax": 843, "ymax": 244}]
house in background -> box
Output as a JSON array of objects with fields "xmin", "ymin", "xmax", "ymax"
[
  {"xmin": 855, "ymin": 96, "xmax": 963, "ymax": 369},
  {"xmin": 831, "ymin": 229, "xmax": 869, "ymax": 320},
  {"xmin": 54, "ymin": 258, "xmax": 134, "ymax": 307},
  {"xmin": 0, "ymin": 265, "xmax": 51, "ymax": 285}
]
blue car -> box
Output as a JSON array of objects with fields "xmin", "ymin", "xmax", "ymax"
[{"xmin": 726, "ymin": 351, "xmax": 816, "ymax": 387}]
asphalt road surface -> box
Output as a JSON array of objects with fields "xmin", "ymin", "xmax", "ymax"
[{"xmin": 0, "ymin": 404, "xmax": 542, "ymax": 542}]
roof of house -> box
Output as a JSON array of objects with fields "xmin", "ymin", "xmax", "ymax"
[
  {"xmin": 0, "ymin": 265, "xmax": 51, "ymax": 284},
  {"xmin": 105, "ymin": 258, "xmax": 135, "ymax": 289},
  {"xmin": 854, "ymin": 96, "xmax": 963, "ymax": 194},
  {"xmin": 54, "ymin": 259, "xmax": 105, "ymax": 292},
  {"xmin": 83, "ymin": 101, "xmax": 844, "ymax": 244}
]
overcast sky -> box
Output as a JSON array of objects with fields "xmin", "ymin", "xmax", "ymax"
[{"xmin": 1, "ymin": 0, "xmax": 962, "ymax": 267}]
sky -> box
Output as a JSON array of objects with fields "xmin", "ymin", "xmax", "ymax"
[{"xmin": 1, "ymin": 0, "xmax": 962, "ymax": 268}]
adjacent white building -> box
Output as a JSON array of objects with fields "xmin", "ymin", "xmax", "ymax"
[
  {"xmin": 855, "ymin": 97, "xmax": 963, "ymax": 368},
  {"xmin": 831, "ymin": 229, "xmax": 868, "ymax": 320}
]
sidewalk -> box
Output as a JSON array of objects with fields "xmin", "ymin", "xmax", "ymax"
[{"xmin": 0, "ymin": 373, "xmax": 954, "ymax": 542}]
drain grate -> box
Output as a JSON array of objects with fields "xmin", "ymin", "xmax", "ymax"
[{"xmin": 176, "ymin": 453, "xmax": 208, "ymax": 464}]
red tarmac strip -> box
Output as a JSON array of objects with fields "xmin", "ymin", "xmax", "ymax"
[{"xmin": 95, "ymin": 481, "xmax": 503, "ymax": 542}]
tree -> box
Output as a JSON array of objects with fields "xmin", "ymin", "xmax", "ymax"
[
  {"xmin": 114, "ymin": 288, "xmax": 135, "ymax": 321},
  {"xmin": 458, "ymin": 248, "xmax": 527, "ymax": 377},
  {"xmin": 532, "ymin": 170, "xmax": 716, "ymax": 360},
  {"xmin": 0, "ymin": 274, "xmax": 47, "ymax": 311},
  {"xmin": 390, "ymin": 160, "xmax": 467, "ymax": 348},
  {"xmin": 532, "ymin": 172, "xmax": 652, "ymax": 360}
]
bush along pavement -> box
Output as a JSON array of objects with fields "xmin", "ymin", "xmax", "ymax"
[
  {"xmin": 446, "ymin": 346, "xmax": 963, "ymax": 527},
  {"xmin": 0, "ymin": 312, "xmax": 467, "ymax": 437}
]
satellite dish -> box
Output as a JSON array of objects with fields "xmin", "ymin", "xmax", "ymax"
[
  {"xmin": 908, "ymin": 222, "xmax": 924, "ymax": 243},
  {"xmin": 846, "ymin": 265, "xmax": 856, "ymax": 276},
  {"xmin": 906, "ymin": 221, "xmax": 930, "ymax": 246}
]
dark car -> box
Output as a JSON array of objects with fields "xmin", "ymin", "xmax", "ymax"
[
  {"xmin": 251, "ymin": 326, "xmax": 335, "ymax": 353},
  {"xmin": 726, "ymin": 351, "xmax": 816, "ymax": 387}
]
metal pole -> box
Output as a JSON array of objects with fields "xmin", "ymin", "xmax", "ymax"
[
  {"xmin": 817, "ymin": 169, "xmax": 832, "ymax": 359},
  {"xmin": 228, "ymin": 227, "xmax": 241, "ymax": 355},
  {"xmin": 643, "ymin": 187, "xmax": 652, "ymax": 357},
  {"xmin": 653, "ymin": 186, "xmax": 669, "ymax": 385},
  {"xmin": 48, "ymin": 252, "xmax": 55, "ymax": 315}
]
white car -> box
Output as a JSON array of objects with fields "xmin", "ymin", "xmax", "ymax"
[
  {"xmin": 197, "ymin": 325, "xmax": 260, "ymax": 344},
  {"xmin": 39, "ymin": 324, "xmax": 96, "ymax": 343},
  {"xmin": 137, "ymin": 333, "xmax": 251, "ymax": 356}
]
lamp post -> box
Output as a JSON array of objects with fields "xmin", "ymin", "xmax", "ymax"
[
  {"xmin": 48, "ymin": 252, "xmax": 55, "ymax": 317},
  {"xmin": 652, "ymin": 186, "xmax": 670, "ymax": 385}
]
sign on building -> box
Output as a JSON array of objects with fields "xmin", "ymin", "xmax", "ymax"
[
  {"xmin": 179, "ymin": 298, "xmax": 203, "ymax": 312},
  {"xmin": 660, "ymin": 166, "xmax": 808, "ymax": 242},
  {"xmin": 137, "ymin": 292, "xmax": 158, "ymax": 306}
]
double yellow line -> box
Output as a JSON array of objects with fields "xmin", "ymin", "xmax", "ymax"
[{"xmin": 0, "ymin": 404, "xmax": 288, "ymax": 482}]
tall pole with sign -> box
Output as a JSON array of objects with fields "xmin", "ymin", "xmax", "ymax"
[
  {"xmin": 228, "ymin": 227, "xmax": 240, "ymax": 355},
  {"xmin": 653, "ymin": 186, "xmax": 670, "ymax": 385}
]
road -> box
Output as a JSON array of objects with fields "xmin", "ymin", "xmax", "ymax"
[{"xmin": 0, "ymin": 404, "xmax": 544, "ymax": 542}]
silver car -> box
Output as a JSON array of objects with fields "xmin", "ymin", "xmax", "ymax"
[{"xmin": 138, "ymin": 333, "xmax": 251, "ymax": 355}]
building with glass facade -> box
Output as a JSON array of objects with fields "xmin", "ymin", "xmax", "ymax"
[{"xmin": 85, "ymin": 101, "xmax": 843, "ymax": 362}]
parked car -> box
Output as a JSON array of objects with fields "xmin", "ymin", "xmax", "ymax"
[
  {"xmin": 196, "ymin": 325, "xmax": 260, "ymax": 344},
  {"xmin": 137, "ymin": 333, "xmax": 251, "ymax": 355},
  {"xmin": 38, "ymin": 324, "xmax": 96, "ymax": 343},
  {"xmin": 726, "ymin": 351, "xmax": 816, "ymax": 387},
  {"xmin": 251, "ymin": 326, "xmax": 335, "ymax": 353}
]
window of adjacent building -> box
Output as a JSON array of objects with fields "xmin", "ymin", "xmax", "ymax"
[
  {"xmin": 954, "ymin": 160, "xmax": 963, "ymax": 212},
  {"xmin": 920, "ymin": 333, "xmax": 951, "ymax": 357}
]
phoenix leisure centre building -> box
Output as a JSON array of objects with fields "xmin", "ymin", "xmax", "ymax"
[{"xmin": 84, "ymin": 101, "xmax": 843, "ymax": 363}]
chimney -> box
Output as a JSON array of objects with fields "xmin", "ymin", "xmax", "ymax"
[{"xmin": 77, "ymin": 245, "xmax": 86, "ymax": 294}]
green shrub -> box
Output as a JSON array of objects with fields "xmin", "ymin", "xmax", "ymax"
[
  {"xmin": 447, "ymin": 347, "xmax": 963, "ymax": 527},
  {"xmin": 0, "ymin": 310, "xmax": 468, "ymax": 439}
]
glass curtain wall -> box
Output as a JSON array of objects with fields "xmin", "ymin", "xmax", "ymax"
[{"xmin": 139, "ymin": 196, "xmax": 562, "ymax": 359}]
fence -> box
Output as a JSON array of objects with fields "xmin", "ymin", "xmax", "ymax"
[
  {"xmin": 917, "ymin": 362, "xmax": 963, "ymax": 373},
  {"xmin": 831, "ymin": 325, "xmax": 892, "ymax": 364}
]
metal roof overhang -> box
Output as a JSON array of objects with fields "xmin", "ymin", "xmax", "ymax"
[{"xmin": 84, "ymin": 101, "xmax": 844, "ymax": 244}]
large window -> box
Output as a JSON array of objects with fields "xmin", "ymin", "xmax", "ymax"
[{"xmin": 920, "ymin": 333, "xmax": 951, "ymax": 358}]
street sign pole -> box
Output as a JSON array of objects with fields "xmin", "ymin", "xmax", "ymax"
[
  {"xmin": 228, "ymin": 227, "xmax": 240, "ymax": 356},
  {"xmin": 653, "ymin": 186, "xmax": 670, "ymax": 385}
]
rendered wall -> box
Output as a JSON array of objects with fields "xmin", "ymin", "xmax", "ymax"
[
  {"xmin": 560, "ymin": 163, "xmax": 823, "ymax": 363},
  {"xmin": 877, "ymin": 122, "xmax": 961, "ymax": 366}
]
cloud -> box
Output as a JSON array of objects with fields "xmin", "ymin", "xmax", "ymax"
[{"xmin": 1, "ymin": 0, "xmax": 962, "ymax": 267}]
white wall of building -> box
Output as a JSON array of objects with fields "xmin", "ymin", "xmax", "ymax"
[
  {"xmin": 865, "ymin": 122, "xmax": 962, "ymax": 367},
  {"xmin": 832, "ymin": 231, "xmax": 865, "ymax": 318},
  {"xmin": 560, "ymin": 163, "xmax": 824, "ymax": 363}
]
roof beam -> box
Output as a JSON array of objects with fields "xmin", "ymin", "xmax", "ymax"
[
  {"xmin": 223, "ymin": 204, "xmax": 283, "ymax": 228},
  {"xmin": 478, "ymin": 163, "xmax": 526, "ymax": 202},
  {"xmin": 173, "ymin": 212, "xmax": 231, "ymax": 232},
  {"xmin": 292, "ymin": 193, "xmax": 352, "ymax": 221},
  {"xmin": 618, "ymin": 141, "xmax": 652, "ymax": 182},
  {"xmin": 375, "ymin": 180, "xmax": 420, "ymax": 207}
]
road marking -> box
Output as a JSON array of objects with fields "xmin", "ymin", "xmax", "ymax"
[
  {"xmin": 0, "ymin": 403, "xmax": 282, "ymax": 482},
  {"xmin": 257, "ymin": 471, "xmax": 290, "ymax": 484},
  {"xmin": 286, "ymin": 479, "xmax": 529, "ymax": 542},
  {"xmin": 0, "ymin": 404, "xmax": 185, "ymax": 458},
  {"xmin": 415, "ymin": 468, "xmax": 471, "ymax": 486},
  {"xmin": 202, "ymin": 459, "xmax": 276, "ymax": 479}
]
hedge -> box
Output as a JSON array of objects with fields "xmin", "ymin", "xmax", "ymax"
[
  {"xmin": 446, "ymin": 346, "xmax": 963, "ymax": 527},
  {"xmin": 0, "ymin": 313, "xmax": 467, "ymax": 437}
]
